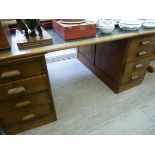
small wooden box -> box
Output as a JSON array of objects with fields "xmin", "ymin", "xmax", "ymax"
[
  {"xmin": 53, "ymin": 20, "xmax": 96, "ymax": 40},
  {"xmin": 16, "ymin": 27, "xmax": 53, "ymax": 48}
]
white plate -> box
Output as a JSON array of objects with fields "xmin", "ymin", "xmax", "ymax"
[
  {"xmin": 119, "ymin": 23, "xmax": 141, "ymax": 31},
  {"xmin": 119, "ymin": 20, "xmax": 142, "ymax": 25},
  {"xmin": 122, "ymin": 27, "xmax": 138, "ymax": 31},
  {"xmin": 143, "ymin": 23, "xmax": 155, "ymax": 28}
]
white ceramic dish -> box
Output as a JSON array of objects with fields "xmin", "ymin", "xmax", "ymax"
[
  {"xmin": 143, "ymin": 19, "xmax": 155, "ymax": 28},
  {"xmin": 119, "ymin": 23, "xmax": 141, "ymax": 28},
  {"xmin": 99, "ymin": 25, "xmax": 115, "ymax": 33},
  {"xmin": 122, "ymin": 27, "xmax": 137, "ymax": 31},
  {"xmin": 119, "ymin": 20, "xmax": 142, "ymax": 31},
  {"xmin": 143, "ymin": 23, "xmax": 155, "ymax": 28},
  {"xmin": 97, "ymin": 19, "xmax": 115, "ymax": 33},
  {"xmin": 119, "ymin": 20, "xmax": 142, "ymax": 25}
]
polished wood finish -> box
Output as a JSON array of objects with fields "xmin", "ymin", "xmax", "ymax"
[
  {"xmin": 1, "ymin": 26, "xmax": 155, "ymax": 134},
  {"xmin": 0, "ymin": 75, "xmax": 48, "ymax": 100},
  {"xmin": 78, "ymin": 40, "xmax": 128, "ymax": 93},
  {"xmin": 1, "ymin": 104, "xmax": 53, "ymax": 127},
  {"xmin": 78, "ymin": 45, "xmax": 95, "ymax": 65},
  {"xmin": 78, "ymin": 34, "xmax": 154, "ymax": 93},
  {"xmin": 148, "ymin": 51, "xmax": 155, "ymax": 73},
  {"xmin": 5, "ymin": 114, "xmax": 56, "ymax": 135},
  {"xmin": 0, "ymin": 56, "xmax": 57, "ymax": 134},
  {"xmin": 16, "ymin": 28, "xmax": 53, "ymax": 48},
  {"xmin": 1, "ymin": 28, "xmax": 155, "ymax": 62},
  {"xmin": 123, "ymin": 58, "xmax": 149, "ymax": 75},
  {"xmin": 126, "ymin": 35, "xmax": 155, "ymax": 62},
  {"xmin": 0, "ymin": 20, "xmax": 10, "ymax": 50},
  {"xmin": 95, "ymin": 40, "xmax": 128, "ymax": 83},
  {"xmin": 118, "ymin": 78, "xmax": 143, "ymax": 92},
  {"xmin": 0, "ymin": 90, "xmax": 52, "ymax": 113},
  {"xmin": 121, "ymin": 71, "xmax": 144, "ymax": 85},
  {"xmin": 0, "ymin": 56, "xmax": 45, "ymax": 84}
]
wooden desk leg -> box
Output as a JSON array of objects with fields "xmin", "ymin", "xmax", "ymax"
[{"xmin": 148, "ymin": 65, "xmax": 155, "ymax": 73}]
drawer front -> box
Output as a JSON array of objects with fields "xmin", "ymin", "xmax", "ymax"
[
  {"xmin": 5, "ymin": 114, "xmax": 56, "ymax": 134},
  {"xmin": 0, "ymin": 90, "xmax": 52, "ymax": 114},
  {"xmin": 0, "ymin": 103, "xmax": 54, "ymax": 127},
  {"xmin": 127, "ymin": 35, "xmax": 155, "ymax": 62},
  {"xmin": 118, "ymin": 78, "xmax": 143, "ymax": 93},
  {"xmin": 121, "ymin": 69, "xmax": 146, "ymax": 84},
  {"xmin": 0, "ymin": 56, "xmax": 45, "ymax": 84},
  {"xmin": 0, "ymin": 75, "xmax": 48, "ymax": 101},
  {"xmin": 123, "ymin": 58, "xmax": 150, "ymax": 75}
]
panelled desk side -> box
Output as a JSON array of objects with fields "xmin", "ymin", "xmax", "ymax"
[
  {"xmin": 0, "ymin": 28, "xmax": 155, "ymax": 134},
  {"xmin": 78, "ymin": 35, "xmax": 155, "ymax": 93}
]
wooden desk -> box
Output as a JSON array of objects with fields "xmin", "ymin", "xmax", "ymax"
[
  {"xmin": 148, "ymin": 52, "xmax": 155, "ymax": 73},
  {"xmin": 0, "ymin": 27, "xmax": 155, "ymax": 134},
  {"xmin": 0, "ymin": 21, "xmax": 11, "ymax": 50}
]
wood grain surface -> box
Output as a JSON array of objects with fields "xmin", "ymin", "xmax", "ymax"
[
  {"xmin": 0, "ymin": 28, "xmax": 155, "ymax": 62},
  {"xmin": 16, "ymin": 28, "xmax": 53, "ymax": 48}
]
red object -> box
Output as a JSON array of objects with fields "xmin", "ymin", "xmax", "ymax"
[
  {"xmin": 40, "ymin": 20, "xmax": 53, "ymax": 29},
  {"xmin": 52, "ymin": 20, "xmax": 96, "ymax": 40}
]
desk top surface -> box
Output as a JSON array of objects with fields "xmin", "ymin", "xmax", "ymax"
[{"xmin": 1, "ymin": 27, "xmax": 155, "ymax": 62}]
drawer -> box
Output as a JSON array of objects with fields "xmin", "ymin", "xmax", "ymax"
[
  {"xmin": 0, "ymin": 56, "xmax": 46, "ymax": 84},
  {"xmin": 123, "ymin": 58, "xmax": 150, "ymax": 75},
  {"xmin": 5, "ymin": 114, "xmax": 56, "ymax": 134},
  {"xmin": 0, "ymin": 75, "xmax": 49, "ymax": 101},
  {"xmin": 127, "ymin": 35, "xmax": 155, "ymax": 62},
  {"xmin": 118, "ymin": 78, "xmax": 143, "ymax": 93},
  {"xmin": 0, "ymin": 90, "xmax": 52, "ymax": 114},
  {"xmin": 121, "ymin": 69, "xmax": 146, "ymax": 84},
  {"xmin": 0, "ymin": 103, "xmax": 54, "ymax": 127}
]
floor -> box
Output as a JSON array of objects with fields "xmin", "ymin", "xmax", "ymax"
[
  {"xmin": 46, "ymin": 48, "xmax": 77, "ymax": 63},
  {"xmin": 20, "ymin": 58, "xmax": 155, "ymax": 135}
]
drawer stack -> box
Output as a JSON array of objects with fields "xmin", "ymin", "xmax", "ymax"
[
  {"xmin": 78, "ymin": 34, "xmax": 155, "ymax": 93},
  {"xmin": 0, "ymin": 56, "xmax": 57, "ymax": 134},
  {"xmin": 119, "ymin": 35, "xmax": 155, "ymax": 92}
]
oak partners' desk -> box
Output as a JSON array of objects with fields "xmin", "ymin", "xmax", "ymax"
[{"xmin": 0, "ymin": 28, "xmax": 155, "ymax": 134}]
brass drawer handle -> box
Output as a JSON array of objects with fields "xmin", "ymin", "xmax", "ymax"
[
  {"xmin": 1, "ymin": 70, "xmax": 21, "ymax": 79},
  {"xmin": 135, "ymin": 64, "xmax": 144, "ymax": 69},
  {"xmin": 8, "ymin": 86, "xmax": 26, "ymax": 95},
  {"xmin": 22, "ymin": 114, "xmax": 36, "ymax": 121},
  {"xmin": 138, "ymin": 51, "xmax": 147, "ymax": 56},
  {"xmin": 131, "ymin": 75, "xmax": 139, "ymax": 81},
  {"xmin": 141, "ymin": 41, "xmax": 150, "ymax": 45},
  {"xmin": 14, "ymin": 100, "xmax": 31, "ymax": 108}
]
